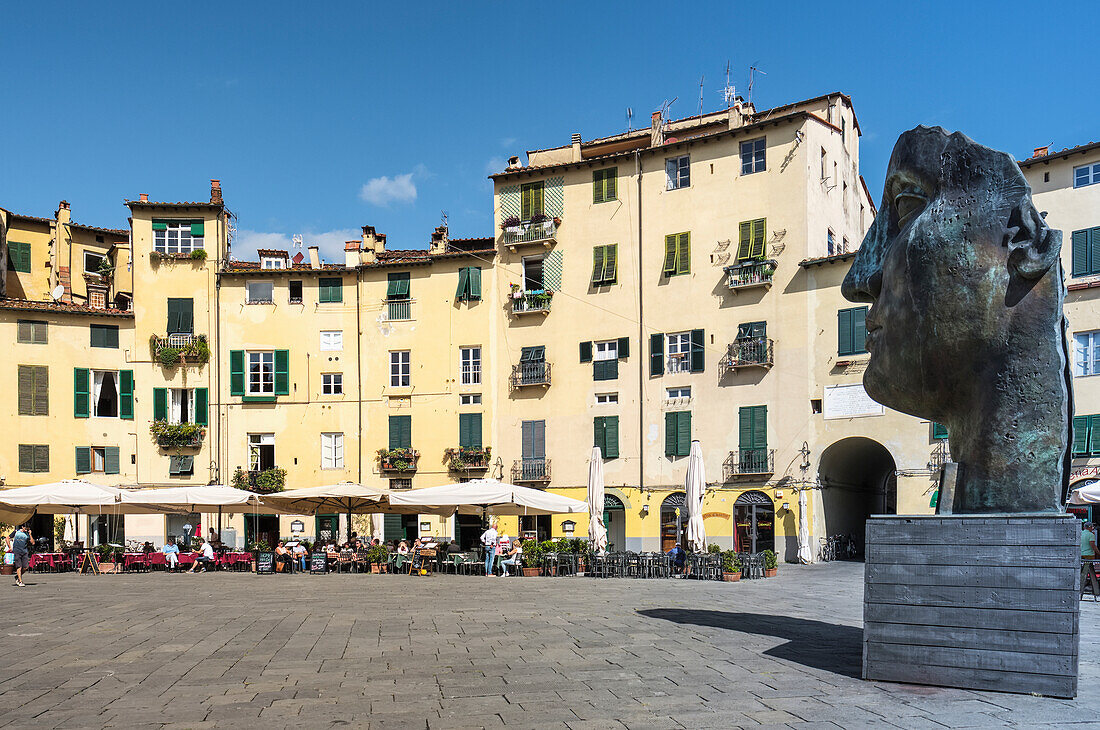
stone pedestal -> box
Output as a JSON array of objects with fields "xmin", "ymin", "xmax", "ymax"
[{"xmin": 863, "ymin": 514, "xmax": 1079, "ymax": 698}]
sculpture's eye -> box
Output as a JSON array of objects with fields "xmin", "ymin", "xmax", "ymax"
[{"xmin": 894, "ymin": 191, "xmax": 927, "ymax": 229}]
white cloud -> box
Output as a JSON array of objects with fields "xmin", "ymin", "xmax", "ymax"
[
  {"xmin": 359, "ymin": 172, "xmax": 417, "ymax": 206},
  {"xmin": 485, "ymin": 157, "xmax": 507, "ymax": 176},
  {"xmin": 234, "ymin": 228, "xmax": 360, "ymax": 263}
]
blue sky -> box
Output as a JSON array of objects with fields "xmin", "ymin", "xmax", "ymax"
[{"xmin": 2, "ymin": 1, "xmax": 1096, "ymax": 261}]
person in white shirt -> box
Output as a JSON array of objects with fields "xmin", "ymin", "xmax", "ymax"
[
  {"xmin": 188, "ymin": 538, "xmax": 216, "ymax": 573},
  {"xmin": 480, "ymin": 522, "xmax": 498, "ymax": 577},
  {"xmin": 291, "ymin": 542, "xmax": 308, "ymax": 571},
  {"xmin": 501, "ymin": 540, "xmax": 522, "ymax": 577}
]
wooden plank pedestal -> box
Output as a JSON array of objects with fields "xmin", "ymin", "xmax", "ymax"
[{"xmin": 863, "ymin": 514, "xmax": 1079, "ymax": 698}]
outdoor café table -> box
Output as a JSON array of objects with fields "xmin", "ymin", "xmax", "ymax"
[
  {"xmin": 29, "ymin": 553, "xmax": 69, "ymax": 572},
  {"xmin": 123, "ymin": 553, "xmax": 150, "ymax": 572},
  {"xmin": 217, "ymin": 552, "xmax": 252, "ymax": 571},
  {"xmin": 1083, "ymin": 559, "xmax": 1100, "ymax": 601}
]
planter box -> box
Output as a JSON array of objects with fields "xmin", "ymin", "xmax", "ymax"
[
  {"xmin": 99, "ymin": 562, "xmax": 118, "ymax": 572},
  {"xmin": 764, "ymin": 568, "xmax": 777, "ymax": 578},
  {"xmin": 722, "ymin": 571, "xmax": 741, "ymax": 582},
  {"xmin": 1, "ymin": 565, "xmax": 13, "ymax": 576},
  {"xmin": 521, "ymin": 567, "xmax": 539, "ymax": 577}
]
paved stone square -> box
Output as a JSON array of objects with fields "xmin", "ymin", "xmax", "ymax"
[{"xmin": 0, "ymin": 562, "xmax": 1097, "ymax": 729}]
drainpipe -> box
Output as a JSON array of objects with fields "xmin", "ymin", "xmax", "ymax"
[
  {"xmin": 214, "ymin": 214, "xmax": 224, "ymax": 488},
  {"xmin": 356, "ymin": 266, "xmax": 363, "ymax": 485},
  {"xmin": 636, "ymin": 150, "xmax": 644, "ymax": 501}
]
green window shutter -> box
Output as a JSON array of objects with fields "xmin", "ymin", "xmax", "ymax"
[
  {"xmin": 119, "ymin": 370, "xmax": 134, "ymax": 419},
  {"xmin": 190, "ymin": 221, "xmax": 204, "ymax": 237},
  {"xmin": 852, "ymin": 307, "xmax": 867, "ymax": 354},
  {"xmin": 18, "ymin": 445, "xmax": 33, "ymax": 473},
  {"xmin": 617, "ymin": 336, "xmax": 630, "ymax": 359},
  {"xmin": 195, "ymin": 388, "xmax": 208, "ymax": 426},
  {"xmin": 91, "ymin": 325, "xmax": 118, "ymax": 349},
  {"xmin": 153, "ymin": 388, "xmax": 168, "ymax": 422},
  {"xmin": 677, "ymin": 233, "xmax": 690, "ymax": 275},
  {"xmin": 594, "ymin": 417, "xmax": 606, "ymax": 452},
  {"xmin": 33, "ymin": 445, "xmax": 48, "ymax": 473},
  {"xmin": 18, "ymin": 365, "xmax": 33, "ymax": 415},
  {"xmin": 169, "ymin": 456, "xmax": 181, "ymax": 476},
  {"xmin": 320, "ymin": 277, "xmax": 344, "ymax": 303},
  {"xmin": 593, "ymin": 359, "xmax": 618, "ymax": 381},
  {"xmin": 931, "ymin": 422, "xmax": 949, "ymax": 440},
  {"xmin": 104, "ymin": 447, "xmax": 120, "ymax": 475},
  {"xmin": 389, "ymin": 415, "xmax": 412, "ymax": 450},
  {"xmin": 1090, "ymin": 227, "xmax": 1100, "ymax": 276},
  {"xmin": 166, "ymin": 298, "xmax": 194, "ymax": 334},
  {"xmin": 75, "ymin": 447, "xmax": 91, "ymax": 475},
  {"xmin": 750, "ymin": 219, "xmax": 767, "ymax": 259},
  {"xmin": 677, "ymin": 411, "xmax": 692, "ymax": 456},
  {"xmin": 1090, "ymin": 415, "xmax": 1100, "ymax": 456},
  {"xmin": 580, "ymin": 341, "xmax": 592, "ymax": 363},
  {"xmin": 650, "ymin": 333, "xmax": 664, "ymax": 376},
  {"xmin": 458, "ymin": 413, "xmax": 482, "ymax": 449},
  {"xmin": 604, "ymin": 416, "xmax": 619, "ymax": 459},
  {"xmin": 8, "ymin": 242, "xmax": 31, "ymax": 273},
  {"xmin": 689, "ymin": 329, "xmax": 705, "ymax": 373},
  {"xmin": 593, "ymin": 171, "xmax": 605, "ymax": 204},
  {"xmin": 665, "ymin": 412, "xmax": 677, "ymax": 457},
  {"xmin": 90, "ymin": 326, "xmax": 102, "ymax": 348},
  {"xmin": 739, "ymin": 406, "xmax": 752, "ymax": 448},
  {"xmin": 1073, "ymin": 415, "xmax": 1090, "ymax": 456},
  {"xmin": 604, "ymin": 243, "xmax": 617, "ymax": 283},
  {"xmin": 591, "ymin": 246, "xmax": 606, "ymax": 284},
  {"xmin": 386, "ymin": 273, "xmax": 410, "ymax": 299},
  {"xmin": 752, "ymin": 406, "xmax": 767, "ymax": 449},
  {"xmin": 521, "ymin": 183, "xmax": 544, "ymax": 220},
  {"xmin": 152, "ymin": 220, "xmax": 168, "ymax": 232},
  {"xmin": 274, "ymin": 350, "xmax": 290, "ymax": 395},
  {"xmin": 663, "ymin": 235, "xmax": 678, "ymax": 276},
  {"xmin": 34, "ymin": 366, "xmax": 47, "ymax": 415},
  {"xmin": 229, "ymin": 351, "xmax": 245, "ymax": 396},
  {"xmin": 737, "ymin": 221, "xmax": 753, "ymax": 261},
  {"xmin": 838, "ymin": 309, "xmax": 853, "ymax": 356},
  {"xmin": 469, "ymin": 267, "xmax": 481, "ymax": 299},
  {"xmin": 166, "ymin": 299, "xmax": 180, "ymax": 334},
  {"xmin": 456, "ymin": 267, "xmax": 469, "ymax": 299},
  {"xmin": 607, "ymin": 170, "xmax": 617, "ymax": 201},
  {"xmin": 74, "ymin": 367, "xmax": 89, "ymax": 418}
]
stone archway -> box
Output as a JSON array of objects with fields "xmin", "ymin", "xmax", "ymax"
[
  {"xmin": 818, "ymin": 437, "xmax": 897, "ymax": 559},
  {"xmin": 734, "ymin": 490, "xmax": 775, "ymax": 554},
  {"xmin": 603, "ymin": 494, "xmax": 626, "ymax": 551},
  {"xmin": 660, "ymin": 492, "xmax": 686, "ymax": 552}
]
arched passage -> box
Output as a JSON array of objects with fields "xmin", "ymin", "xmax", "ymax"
[
  {"xmin": 660, "ymin": 492, "xmax": 686, "ymax": 552},
  {"xmin": 603, "ymin": 494, "xmax": 626, "ymax": 551},
  {"xmin": 734, "ymin": 490, "xmax": 775, "ymax": 554},
  {"xmin": 818, "ymin": 437, "xmax": 897, "ymax": 557}
]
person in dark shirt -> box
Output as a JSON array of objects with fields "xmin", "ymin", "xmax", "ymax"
[
  {"xmin": 667, "ymin": 543, "xmax": 686, "ymax": 576},
  {"xmin": 9, "ymin": 525, "xmax": 33, "ymax": 587}
]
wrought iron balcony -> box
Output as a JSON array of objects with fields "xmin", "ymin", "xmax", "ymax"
[
  {"xmin": 385, "ymin": 298, "xmax": 413, "ymax": 321},
  {"xmin": 723, "ymin": 449, "xmax": 775, "ymax": 480},
  {"xmin": 512, "ymin": 458, "xmax": 551, "ymax": 483},
  {"xmin": 511, "ymin": 289, "xmax": 553, "ymax": 315},
  {"xmin": 501, "ymin": 219, "xmax": 558, "ymax": 250},
  {"xmin": 722, "ymin": 337, "xmax": 774, "ymax": 370},
  {"xmin": 378, "ymin": 448, "xmax": 419, "ymax": 472},
  {"xmin": 150, "ymin": 333, "xmax": 210, "ymax": 367},
  {"xmin": 446, "ymin": 447, "xmax": 491, "ymax": 472},
  {"xmin": 510, "ymin": 361, "xmax": 551, "ymax": 389},
  {"xmin": 724, "ymin": 259, "xmax": 777, "ymax": 292}
]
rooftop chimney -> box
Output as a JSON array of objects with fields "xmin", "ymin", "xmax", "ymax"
[
  {"xmin": 650, "ymin": 111, "xmax": 664, "ymax": 147},
  {"xmin": 139, "ymin": 193, "xmax": 149, "ymax": 202},
  {"xmin": 429, "ymin": 225, "xmax": 449, "ymax": 255},
  {"xmin": 210, "ymin": 179, "xmax": 222, "ymax": 204},
  {"xmin": 1033, "ymin": 145, "xmax": 1050, "ymax": 159},
  {"xmin": 571, "ymin": 133, "xmax": 582, "ymax": 162},
  {"xmin": 344, "ymin": 240, "xmax": 360, "ymax": 268},
  {"xmin": 507, "ymin": 155, "xmax": 520, "ymax": 170},
  {"xmin": 56, "ymin": 200, "xmax": 71, "ymax": 225},
  {"xmin": 308, "ymin": 245, "xmax": 320, "ymax": 270}
]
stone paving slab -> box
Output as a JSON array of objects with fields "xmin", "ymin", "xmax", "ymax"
[{"xmin": 0, "ymin": 562, "xmax": 1096, "ymax": 728}]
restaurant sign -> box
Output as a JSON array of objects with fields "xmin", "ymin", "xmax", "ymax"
[
  {"xmin": 1070, "ymin": 465, "xmax": 1100, "ymax": 483},
  {"xmin": 702, "ymin": 512, "xmax": 729, "ymax": 520}
]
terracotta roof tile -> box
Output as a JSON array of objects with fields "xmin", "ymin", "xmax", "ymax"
[
  {"xmin": 9, "ymin": 212, "xmax": 54, "ymax": 225},
  {"xmin": 798, "ymin": 251, "xmax": 857, "ymax": 268},
  {"xmin": 1019, "ymin": 140, "xmax": 1100, "ymax": 167},
  {"xmin": 256, "ymin": 249, "xmax": 289, "ymax": 257},
  {"xmin": 70, "ymin": 222, "xmax": 129, "ymax": 237},
  {"xmin": 0, "ymin": 298, "xmax": 134, "ymax": 318},
  {"xmin": 125, "ymin": 200, "xmax": 224, "ymax": 209}
]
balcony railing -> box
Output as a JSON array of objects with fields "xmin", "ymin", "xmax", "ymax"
[
  {"xmin": 378, "ymin": 449, "xmax": 419, "ymax": 472},
  {"xmin": 510, "ymin": 362, "xmax": 551, "ymax": 389},
  {"xmin": 236, "ymin": 467, "xmax": 287, "ymax": 494},
  {"xmin": 722, "ymin": 337, "xmax": 774, "ymax": 370},
  {"xmin": 512, "ymin": 458, "xmax": 551, "ymax": 483},
  {"xmin": 511, "ymin": 289, "xmax": 553, "ymax": 315},
  {"xmin": 150, "ymin": 333, "xmax": 210, "ymax": 367},
  {"xmin": 446, "ymin": 447, "xmax": 491, "ymax": 472},
  {"xmin": 385, "ymin": 298, "xmax": 413, "ymax": 321},
  {"xmin": 724, "ymin": 259, "xmax": 777, "ymax": 291},
  {"xmin": 666, "ymin": 352, "xmax": 690, "ymax": 374},
  {"xmin": 723, "ymin": 448, "xmax": 775, "ymax": 479},
  {"xmin": 501, "ymin": 219, "xmax": 558, "ymax": 249},
  {"xmin": 150, "ymin": 422, "xmax": 206, "ymax": 449}
]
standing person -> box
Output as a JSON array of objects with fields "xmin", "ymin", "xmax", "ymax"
[
  {"xmin": 10, "ymin": 524, "xmax": 32, "ymax": 587},
  {"xmin": 1082, "ymin": 522, "xmax": 1098, "ymax": 560},
  {"xmin": 162, "ymin": 540, "xmax": 180, "ymax": 571},
  {"xmin": 480, "ymin": 521, "xmax": 498, "ymax": 577}
]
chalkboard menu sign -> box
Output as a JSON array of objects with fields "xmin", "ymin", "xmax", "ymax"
[
  {"xmin": 256, "ymin": 551, "xmax": 275, "ymax": 574},
  {"xmin": 310, "ymin": 552, "xmax": 327, "ymax": 574}
]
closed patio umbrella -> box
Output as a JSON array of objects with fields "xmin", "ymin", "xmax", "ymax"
[
  {"xmin": 588, "ymin": 447, "xmax": 607, "ymax": 554},
  {"xmin": 389, "ymin": 478, "xmax": 588, "ymax": 516},
  {"xmin": 1069, "ymin": 482, "xmax": 1100, "ymax": 505},
  {"xmin": 685, "ymin": 441, "xmax": 707, "ymax": 553},
  {"xmin": 797, "ymin": 487, "xmax": 813, "ymax": 564}
]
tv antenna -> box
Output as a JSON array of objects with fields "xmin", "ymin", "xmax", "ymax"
[
  {"xmin": 292, "ymin": 234, "xmax": 303, "ymax": 249},
  {"xmin": 658, "ymin": 97, "xmax": 677, "ymax": 127},
  {"xmin": 440, "ymin": 210, "xmax": 448, "ymax": 228},
  {"xmin": 748, "ymin": 65, "xmax": 766, "ymax": 104},
  {"xmin": 626, "ymin": 106, "xmax": 633, "ymax": 131},
  {"xmin": 722, "ymin": 61, "xmax": 737, "ymax": 107},
  {"xmin": 697, "ymin": 75, "xmax": 705, "ymax": 116}
]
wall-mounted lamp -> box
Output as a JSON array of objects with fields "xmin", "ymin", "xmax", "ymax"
[
  {"xmin": 641, "ymin": 505, "xmax": 650, "ymax": 515},
  {"xmin": 774, "ymin": 490, "xmax": 783, "ymax": 499},
  {"xmin": 782, "ymin": 503, "xmax": 790, "ymax": 511}
]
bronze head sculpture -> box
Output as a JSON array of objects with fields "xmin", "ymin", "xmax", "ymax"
[{"xmin": 842, "ymin": 126, "xmax": 1071, "ymax": 513}]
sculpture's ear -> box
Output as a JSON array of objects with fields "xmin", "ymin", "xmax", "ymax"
[{"xmin": 1006, "ymin": 199, "xmax": 1060, "ymax": 280}]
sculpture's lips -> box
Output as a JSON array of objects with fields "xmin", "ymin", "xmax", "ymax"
[{"xmin": 865, "ymin": 323, "xmax": 881, "ymax": 352}]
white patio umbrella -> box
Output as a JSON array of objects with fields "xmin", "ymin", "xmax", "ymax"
[
  {"xmin": 797, "ymin": 487, "xmax": 813, "ymax": 564},
  {"xmin": 263, "ymin": 482, "xmax": 441, "ymax": 542},
  {"xmin": 370, "ymin": 513, "xmax": 385, "ymax": 541},
  {"xmin": 389, "ymin": 478, "xmax": 588, "ymax": 516},
  {"xmin": 1069, "ymin": 481, "xmax": 1100, "ymax": 505},
  {"xmin": 684, "ymin": 441, "xmax": 707, "ymax": 553},
  {"xmin": 124, "ymin": 485, "xmax": 279, "ymax": 544},
  {"xmin": 588, "ymin": 447, "xmax": 607, "ymax": 554}
]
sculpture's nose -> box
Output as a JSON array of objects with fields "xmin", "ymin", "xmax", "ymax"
[{"xmin": 842, "ymin": 210, "xmax": 886, "ymax": 304}]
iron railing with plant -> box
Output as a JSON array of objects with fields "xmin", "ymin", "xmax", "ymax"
[
  {"xmin": 150, "ymin": 249, "xmax": 207, "ymax": 262},
  {"xmin": 724, "ymin": 259, "xmax": 777, "ymax": 290},
  {"xmin": 511, "ymin": 288, "xmax": 553, "ymax": 314},
  {"xmin": 149, "ymin": 421, "xmax": 206, "ymax": 449},
  {"xmin": 501, "ymin": 216, "xmax": 559, "ymax": 246},
  {"xmin": 512, "ymin": 458, "xmax": 551, "ymax": 483},
  {"xmin": 385, "ymin": 298, "xmax": 414, "ymax": 321},
  {"xmin": 231, "ymin": 466, "xmax": 286, "ymax": 494},
  {"xmin": 722, "ymin": 338, "xmax": 774, "ymax": 369},
  {"xmin": 510, "ymin": 361, "xmax": 551, "ymax": 389},
  {"xmin": 378, "ymin": 448, "xmax": 419, "ymax": 472},
  {"xmin": 722, "ymin": 448, "xmax": 775, "ymax": 479},
  {"xmin": 150, "ymin": 333, "xmax": 210, "ymax": 367},
  {"xmin": 445, "ymin": 446, "xmax": 492, "ymax": 472}
]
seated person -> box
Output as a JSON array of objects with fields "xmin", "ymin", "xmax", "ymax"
[
  {"xmin": 397, "ymin": 540, "xmax": 409, "ymax": 555},
  {"xmin": 291, "ymin": 541, "xmax": 308, "ymax": 571},
  {"xmin": 666, "ymin": 543, "xmax": 687, "ymax": 575},
  {"xmin": 501, "ymin": 541, "xmax": 522, "ymax": 577},
  {"xmin": 274, "ymin": 541, "xmax": 294, "ymax": 573},
  {"xmin": 188, "ymin": 538, "xmax": 216, "ymax": 573},
  {"xmin": 162, "ymin": 540, "xmax": 181, "ymax": 570}
]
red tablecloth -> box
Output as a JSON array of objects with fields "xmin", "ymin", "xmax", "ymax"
[
  {"xmin": 29, "ymin": 553, "xmax": 70, "ymax": 569},
  {"xmin": 218, "ymin": 552, "xmax": 252, "ymax": 566}
]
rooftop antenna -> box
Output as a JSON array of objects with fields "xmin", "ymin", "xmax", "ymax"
[
  {"xmin": 698, "ymin": 75, "xmax": 705, "ymax": 117},
  {"xmin": 722, "ymin": 61, "xmax": 737, "ymax": 108},
  {"xmin": 658, "ymin": 97, "xmax": 677, "ymax": 128},
  {"xmin": 292, "ymin": 234, "xmax": 303, "ymax": 250},
  {"xmin": 748, "ymin": 65, "xmax": 766, "ymax": 105},
  {"xmin": 626, "ymin": 106, "xmax": 633, "ymax": 132},
  {"xmin": 440, "ymin": 210, "xmax": 448, "ymax": 228}
]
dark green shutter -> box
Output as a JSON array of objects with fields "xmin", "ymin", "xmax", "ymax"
[
  {"xmin": 606, "ymin": 170, "xmax": 616, "ymax": 201},
  {"xmin": 166, "ymin": 299, "xmax": 180, "ymax": 334},
  {"xmin": 119, "ymin": 370, "xmax": 133, "ymax": 419},
  {"xmin": 75, "ymin": 447, "xmax": 91, "ymax": 474},
  {"xmin": 74, "ymin": 367, "xmax": 89, "ymax": 418},
  {"xmin": 593, "ymin": 171, "xmax": 604, "ymax": 204},
  {"xmin": 90, "ymin": 325, "xmax": 102, "ymax": 348},
  {"xmin": 320, "ymin": 277, "xmax": 344, "ymax": 303},
  {"xmin": 104, "ymin": 447, "xmax": 120, "ymax": 475},
  {"xmin": 650, "ymin": 333, "xmax": 664, "ymax": 376},
  {"xmin": 469, "ymin": 267, "xmax": 481, "ymax": 299},
  {"xmin": 663, "ymin": 235, "xmax": 678, "ymax": 275},
  {"xmin": 593, "ymin": 358, "xmax": 617, "ymax": 381},
  {"xmin": 852, "ymin": 307, "xmax": 867, "ymax": 354},
  {"xmin": 749, "ymin": 219, "xmax": 767, "ymax": 259},
  {"xmin": 579, "ymin": 341, "xmax": 592, "ymax": 363},
  {"xmin": 386, "ymin": 273, "xmax": 410, "ymax": 299},
  {"xmin": 166, "ymin": 298, "xmax": 193, "ymax": 334},
  {"xmin": 1091, "ymin": 415, "xmax": 1100, "ymax": 456},
  {"xmin": 33, "ymin": 366, "xmax": 47, "ymax": 415},
  {"xmin": 677, "ymin": 412, "xmax": 691, "ymax": 456},
  {"xmin": 456, "ymin": 268, "xmax": 469, "ymax": 299},
  {"xmin": 1072, "ymin": 229, "xmax": 1089, "ymax": 276},
  {"xmin": 18, "ymin": 366, "xmax": 33, "ymax": 415},
  {"xmin": 604, "ymin": 243, "xmax": 617, "ymax": 283},
  {"xmin": 737, "ymin": 221, "xmax": 753, "ymax": 260},
  {"xmin": 838, "ymin": 309, "xmax": 853, "ymax": 356},
  {"xmin": 739, "ymin": 406, "xmax": 767, "ymax": 449},
  {"xmin": 617, "ymin": 336, "xmax": 629, "ymax": 359},
  {"xmin": 169, "ymin": 456, "xmax": 181, "ymax": 476},
  {"xmin": 195, "ymin": 388, "xmax": 208, "ymax": 425},
  {"xmin": 689, "ymin": 329, "xmax": 705, "ymax": 372},
  {"xmin": 594, "ymin": 417, "xmax": 605, "ymax": 452},
  {"xmin": 459, "ymin": 413, "xmax": 482, "ymax": 449},
  {"xmin": 665, "ymin": 412, "xmax": 677, "ymax": 457},
  {"xmin": 739, "ymin": 407, "xmax": 753, "ymax": 449},
  {"xmin": 8, "ymin": 241, "xmax": 31, "ymax": 273},
  {"xmin": 1073, "ymin": 416, "xmax": 1089, "ymax": 456},
  {"xmin": 591, "ymin": 246, "xmax": 606, "ymax": 284},
  {"xmin": 389, "ymin": 415, "xmax": 412, "ymax": 449},
  {"xmin": 1090, "ymin": 228, "xmax": 1100, "ymax": 276},
  {"xmin": 604, "ymin": 416, "xmax": 619, "ymax": 459},
  {"xmin": 274, "ymin": 350, "xmax": 290, "ymax": 395},
  {"xmin": 18, "ymin": 445, "xmax": 33, "ymax": 473},
  {"xmin": 153, "ymin": 388, "xmax": 168, "ymax": 421},
  {"xmin": 33, "ymin": 445, "xmax": 47, "ymax": 473},
  {"xmin": 229, "ymin": 351, "xmax": 244, "ymax": 396},
  {"xmin": 932, "ymin": 422, "xmax": 949, "ymax": 440},
  {"xmin": 677, "ymin": 233, "xmax": 690, "ymax": 274}
]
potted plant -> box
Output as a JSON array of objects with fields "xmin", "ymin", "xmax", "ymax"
[
  {"xmin": 378, "ymin": 448, "xmax": 419, "ymax": 472},
  {"xmin": 367, "ymin": 544, "xmax": 389, "ymax": 573},
  {"xmin": 510, "ymin": 283, "xmax": 524, "ymax": 300},
  {"xmin": 190, "ymin": 249, "xmax": 208, "ymax": 261},
  {"xmin": 500, "ymin": 215, "xmax": 521, "ymax": 236},
  {"xmin": 520, "ymin": 540, "xmax": 542, "ymax": 576},
  {"xmin": 721, "ymin": 550, "xmax": 742, "ymax": 582},
  {"xmin": 763, "ymin": 549, "xmax": 778, "ymax": 577}
]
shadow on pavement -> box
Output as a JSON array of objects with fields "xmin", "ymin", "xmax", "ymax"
[{"xmin": 637, "ymin": 609, "xmax": 862, "ymax": 679}]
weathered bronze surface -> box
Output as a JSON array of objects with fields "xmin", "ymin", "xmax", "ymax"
[{"xmin": 843, "ymin": 126, "xmax": 1070, "ymax": 513}]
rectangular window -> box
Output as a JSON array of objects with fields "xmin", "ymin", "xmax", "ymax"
[
  {"xmin": 593, "ymin": 167, "xmax": 618, "ymax": 203},
  {"xmin": 666, "ymin": 332, "xmax": 691, "ymax": 374},
  {"xmin": 827, "ymin": 229, "xmax": 837, "ymax": 256},
  {"xmin": 456, "ymin": 267, "xmax": 482, "ymax": 301},
  {"xmin": 458, "ymin": 413, "xmax": 483, "ymax": 449},
  {"xmin": 90, "ymin": 324, "xmax": 119, "ymax": 349},
  {"xmin": 460, "ymin": 347, "xmax": 482, "ymax": 385},
  {"xmin": 739, "ymin": 405, "xmax": 768, "ymax": 450},
  {"xmin": 736, "ymin": 219, "xmax": 767, "ymax": 261},
  {"xmin": 592, "ymin": 339, "xmax": 618, "ymax": 381},
  {"xmin": 389, "ymin": 478, "xmax": 412, "ymax": 490},
  {"xmin": 662, "ymin": 232, "xmax": 690, "ymax": 276},
  {"xmin": 153, "ymin": 220, "xmax": 203, "ymax": 255},
  {"xmin": 168, "ymin": 455, "xmax": 194, "ymax": 476},
  {"xmin": 740, "ymin": 137, "xmax": 766, "ymax": 174},
  {"xmin": 521, "ymin": 420, "xmax": 546, "ymax": 461},
  {"xmin": 7, "ymin": 241, "xmax": 31, "ymax": 273},
  {"xmin": 591, "ymin": 243, "xmax": 617, "ymax": 285},
  {"xmin": 390, "ymin": 351, "xmax": 411, "ymax": 387},
  {"xmin": 319, "ymin": 277, "xmax": 344, "ymax": 303},
  {"xmin": 1075, "ymin": 163, "xmax": 1100, "ymax": 188},
  {"xmin": 666, "ymin": 386, "xmax": 691, "ymax": 400},
  {"xmin": 1071, "ymin": 227, "xmax": 1100, "ymax": 277},
  {"xmin": 84, "ymin": 251, "xmax": 106, "ymax": 274},
  {"xmin": 17, "ymin": 320, "xmax": 47, "ymax": 344},
  {"xmin": 18, "ymin": 444, "xmax": 49, "ymax": 473},
  {"xmin": 388, "ymin": 415, "xmax": 412, "ymax": 450},
  {"xmin": 1075, "ymin": 331, "xmax": 1100, "ymax": 377},
  {"xmin": 838, "ymin": 307, "xmax": 869, "ymax": 356},
  {"xmin": 246, "ymin": 281, "xmax": 274, "ymax": 304},
  {"xmin": 248, "ymin": 433, "xmax": 276, "ymax": 471},
  {"xmin": 289, "ymin": 280, "xmax": 303, "ymax": 304},
  {"xmin": 1072, "ymin": 415, "xmax": 1100, "ymax": 457},
  {"xmin": 92, "ymin": 370, "xmax": 119, "ymax": 417},
  {"xmin": 460, "ymin": 393, "xmax": 482, "ymax": 406},
  {"xmin": 17, "ymin": 365, "xmax": 48, "ymax": 416},
  {"xmin": 321, "ymin": 432, "xmax": 345, "ymax": 469},
  {"xmin": 248, "ymin": 352, "xmax": 275, "ymax": 394},
  {"xmin": 521, "ymin": 181, "xmax": 545, "ymax": 220},
  {"xmin": 320, "ymin": 330, "xmax": 343, "ymax": 351},
  {"xmin": 261, "ymin": 257, "xmax": 285, "ymax": 269},
  {"xmin": 322, "ymin": 372, "xmax": 343, "ymax": 395},
  {"xmin": 593, "ymin": 415, "xmax": 619, "ymax": 459},
  {"xmin": 168, "ymin": 388, "xmax": 197, "ymax": 424},
  {"xmin": 166, "ymin": 298, "xmax": 194, "ymax": 335},
  {"xmin": 596, "ymin": 392, "xmax": 618, "ymax": 404},
  {"xmin": 664, "ymin": 411, "xmax": 691, "ymax": 457},
  {"xmin": 665, "ymin": 155, "xmax": 690, "ymax": 190}
]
